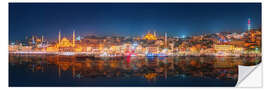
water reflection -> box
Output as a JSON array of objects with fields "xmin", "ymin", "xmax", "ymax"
[{"xmin": 9, "ymin": 54, "xmax": 261, "ymax": 86}]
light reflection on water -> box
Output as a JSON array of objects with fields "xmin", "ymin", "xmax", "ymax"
[{"xmin": 9, "ymin": 54, "xmax": 261, "ymax": 87}]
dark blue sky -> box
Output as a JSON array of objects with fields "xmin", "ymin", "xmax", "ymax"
[{"xmin": 9, "ymin": 3, "xmax": 261, "ymax": 41}]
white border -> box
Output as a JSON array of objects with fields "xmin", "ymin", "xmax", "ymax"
[{"xmin": 2, "ymin": 0, "xmax": 269, "ymax": 90}]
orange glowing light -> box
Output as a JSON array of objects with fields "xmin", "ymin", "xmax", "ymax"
[{"xmin": 143, "ymin": 32, "xmax": 157, "ymax": 40}]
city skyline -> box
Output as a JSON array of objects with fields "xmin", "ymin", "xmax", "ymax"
[
  {"xmin": 9, "ymin": 3, "xmax": 261, "ymax": 41},
  {"xmin": 9, "ymin": 3, "xmax": 262, "ymax": 87}
]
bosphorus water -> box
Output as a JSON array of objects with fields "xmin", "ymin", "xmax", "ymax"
[{"xmin": 9, "ymin": 54, "xmax": 261, "ymax": 87}]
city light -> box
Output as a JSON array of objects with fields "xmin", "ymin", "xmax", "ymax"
[{"xmin": 8, "ymin": 28, "xmax": 261, "ymax": 57}]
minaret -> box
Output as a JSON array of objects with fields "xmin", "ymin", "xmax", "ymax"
[
  {"xmin": 41, "ymin": 35, "xmax": 44, "ymax": 43},
  {"xmin": 73, "ymin": 30, "xmax": 75, "ymax": 47},
  {"xmin": 248, "ymin": 18, "xmax": 251, "ymax": 31},
  {"xmin": 58, "ymin": 31, "xmax": 61, "ymax": 45},
  {"xmin": 32, "ymin": 35, "xmax": 35, "ymax": 44},
  {"xmin": 165, "ymin": 32, "xmax": 167, "ymax": 48}
]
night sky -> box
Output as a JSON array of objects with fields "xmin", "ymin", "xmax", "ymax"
[{"xmin": 9, "ymin": 3, "xmax": 261, "ymax": 41}]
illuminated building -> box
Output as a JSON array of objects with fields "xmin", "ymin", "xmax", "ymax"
[
  {"xmin": 27, "ymin": 35, "xmax": 44, "ymax": 46},
  {"xmin": 189, "ymin": 44, "xmax": 201, "ymax": 54},
  {"xmin": 143, "ymin": 32, "xmax": 157, "ymax": 40},
  {"xmin": 146, "ymin": 47, "xmax": 159, "ymax": 54},
  {"xmin": 243, "ymin": 30, "xmax": 261, "ymax": 55},
  {"xmin": 56, "ymin": 31, "xmax": 77, "ymax": 52},
  {"xmin": 46, "ymin": 46, "xmax": 58, "ymax": 52},
  {"xmin": 214, "ymin": 45, "xmax": 234, "ymax": 52},
  {"xmin": 58, "ymin": 37, "xmax": 73, "ymax": 47},
  {"xmin": 58, "ymin": 37, "xmax": 73, "ymax": 52},
  {"xmin": 20, "ymin": 46, "xmax": 33, "ymax": 52},
  {"xmin": 214, "ymin": 44, "xmax": 245, "ymax": 56},
  {"xmin": 9, "ymin": 45, "xmax": 20, "ymax": 52},
  {"xmin": 229, "ymin": 40, "xmax": 245, "ymax": 47}
]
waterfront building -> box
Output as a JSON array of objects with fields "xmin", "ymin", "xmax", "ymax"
[
  {"xmin": 46, "ymin": 46, "xmax": 58, "ymax": 52},
  {"xmin": 20, "ymin": 46, "xmax": 33, "ymax": 52},
  {"xmin": 214, "ymin": 45, "xmax": 234, "ymax": 52},
  {"xmin": 213, "ymin": 44, "xmax": 244, "ymax": 56},
  {"xmin": 9, "ymin": 45, "xmax": 20, "ymax": 52},
  {"xmin": 146, "ymin": 46, "xmax": 159, "ymax": 54}
]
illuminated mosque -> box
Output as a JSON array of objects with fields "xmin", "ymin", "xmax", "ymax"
[
  {"xmin": 143, "ymin": 32, "xmax": 157, "ymax": 40},
  {"xmin": 47, "ymin": 31, "xmax": 82, "ymax": 52},
  {"xmin": 57, "ymin": 31, "xmax": 75, "ymax": 48}
]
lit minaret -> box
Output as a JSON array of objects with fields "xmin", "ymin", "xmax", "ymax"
[
  {"xmin": 32, "ymin": 36, "xmax": 35, "ymax": 44},
  {"xmin": 73, "ymin": 30, "xmax": 75, "ymax": 47},
  {"xmin": 154, "ymin": 31, "xmax": 157, "ymax": 37},
  {"xmin": 41, "ymin": 35, "xmax": 44, "ymax": 43},
  {"xmin": 58, "ymin": 31, "xmax": 61, "ymax": 44},
  {"xmin": 165, "ymin": 32, "xmax": 167, "ymax": 48},
  {"xmin": 248, "ymin": 18, "xmax": 251, "ymax": 31}
]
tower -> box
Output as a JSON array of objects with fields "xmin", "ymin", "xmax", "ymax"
[
  {"xmin": 248, "ymin": 18, "xmax": 251, "ymax": 31},
  {"xmin": 154, "ymin": 31, "xmax": 157, "ymax": 37},
  {"xmin": 58, "ymin": 31, "xmax": 61, "ymax": 44},
  {"xmin": 32, "ymin": 35, "xmax": 35, "ymax": 44},
  {"xmin": 41, "ymin": 35, "xmax": 44, "ymax": 43},
  {"xmin": 73, "ymin": 30, "xmax": 75, "ymax": 47},
  {"xmin": 165, "ymin": 32, "xmax": 167, "ymax": 48}
]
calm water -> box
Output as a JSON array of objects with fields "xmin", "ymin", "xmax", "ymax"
[{"xmin": 9, "ymin": 54, "xmax": 261, "ymax": 87}]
